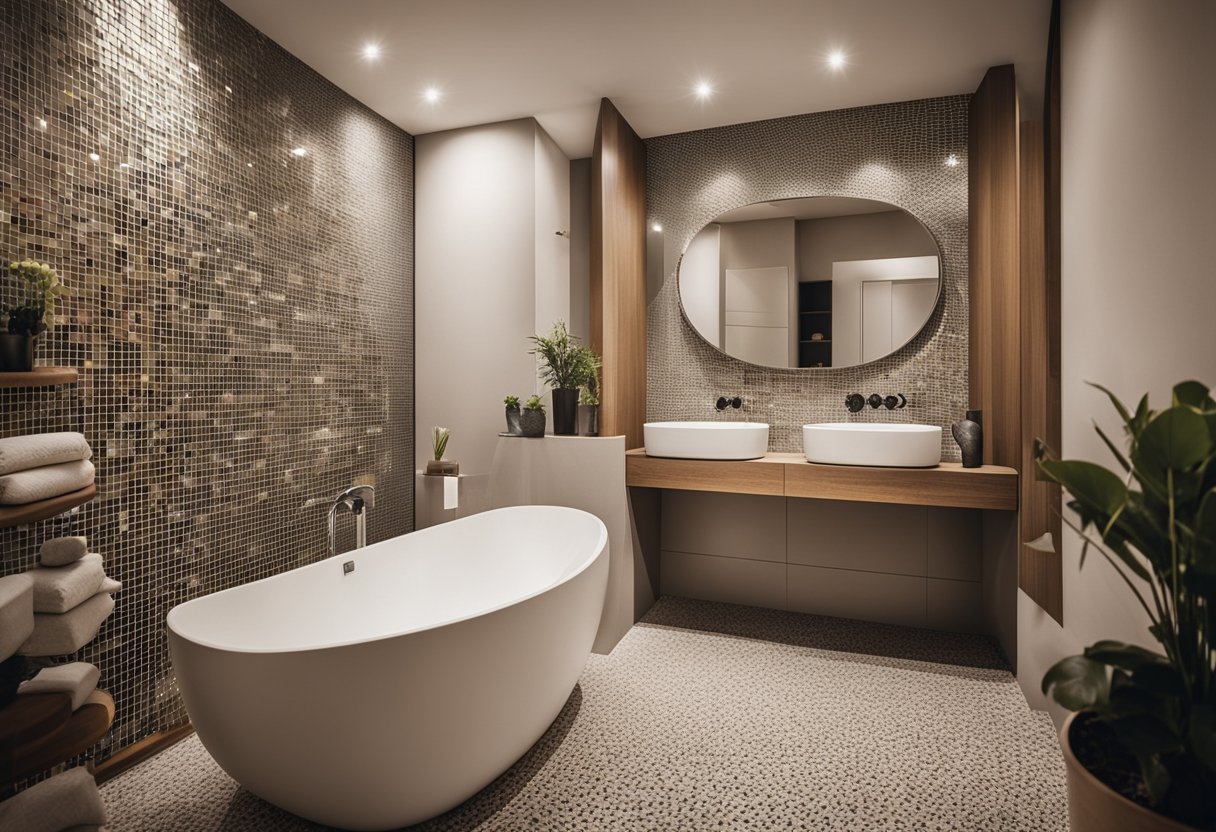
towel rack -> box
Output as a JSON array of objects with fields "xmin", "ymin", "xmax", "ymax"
[
  {"xmin": 0, "ymin": 484, "xmax": 95, "ymax": 529},
  {"xmin": 0, "ymin": 367, "xmax": 78, "ymax": 388}
]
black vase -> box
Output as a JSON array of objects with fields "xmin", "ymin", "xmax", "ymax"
[
  {"xmin": 0, "ymin": 333, "xmax": 35, "ymax": 372},
  {"xmin": 551, "ymin": 388, "xmax": 579, "ymax": 436},
  {"xmin": 952, "ymin": 409, "xmax": 984, "ymax": 468}
]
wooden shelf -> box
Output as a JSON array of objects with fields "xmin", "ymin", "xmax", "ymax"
[
  {"xmin": 0, "ymin": 367, "xmax": 78, "ymax": 388},
  {"xmin": 0, "ymin": 484, "xmax": 96, "ymax": 529},
  {"xmin": 626, "ymin": 449, "xmax": 1018, "ymax": 511},
  {"xmin": 1, "ymin": 689, "xmax": 114, "ymax": 784}
]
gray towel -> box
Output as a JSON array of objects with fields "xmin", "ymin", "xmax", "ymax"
[
  {"xmin": 18, "ymin": 661, "xmax": 100, "ymax": 711},
  {"xmin": 0, "ymin": 574, "xmax": 34, "ymax": 662},
  {"xmin": 0, "ymin": 459, "xmax": 95, "ymax": 505},
  {"xmin": 0, "ymin": 766, "xmax": 107, "ymax": 831},
  {"xmin": 40, "ymin": 535, "xmax": 89, "ymax": 566},
  {"xmin": 19, "ymin": 592, "xmax": 114, "ymax": 657},
  {"xmin": 26, "ymin": 553, "xmax": 106, "ymax": 614},
  {"xmin": 0, "ymin": 432, "xmax": 92, "ymax": 476}
]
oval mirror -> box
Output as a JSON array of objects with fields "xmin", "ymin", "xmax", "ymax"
[{"xmin": 677, "ymin": 197, "xmax": 941, "ymax": 369}]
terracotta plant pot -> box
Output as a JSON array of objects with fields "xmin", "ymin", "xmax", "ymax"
[
  {"xmin": 520, "ymin": 408, "xmax": 546, "ymax": 438},
  {"xmin": 0, "ymin": 333, "xmax": 35, "ymax": 372},
  {"xmin": 1061, "ymin": 713, "xmax": 1200, "ymax": 832}
]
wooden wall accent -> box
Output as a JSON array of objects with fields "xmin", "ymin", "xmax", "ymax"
[
  {"xmin": 969, "ymin": 48, "xmax": 1064, "ymax": 623},
  {"xmin": 968, "ymin": 64, "xmax": 1022, "ymax": 470},
  {"xmin": 591, "ymin": 98, "xmax": 647, "ymax": 450}
]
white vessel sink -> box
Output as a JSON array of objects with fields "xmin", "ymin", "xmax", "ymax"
[
  {"xmin": 644, "ymin": 421, "xmax": 770, "ymax": 460},
  {"xmin": 802, "ymin": 423, "xmax": 942, "ymax": 468}
]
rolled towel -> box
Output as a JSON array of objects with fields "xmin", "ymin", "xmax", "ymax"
[
  {"xmin": 99, "ymin": 575, "xmax": 122, "ymax": 594},
  {"xmin": 0, "ymin": 432, "xmax": 92, "ymax": 476},
  {"xmin": 0, "ymin": 574, "xmax": 35, "ymax": 662},
  {"xmin": 18, "ymin": 592, "xmax": 114, "ymax": 657},
  {"xmin": 0, "ymin": 459, "xmax": 95, "ymax": 506},
  {"xmin": 0, "ymin": 766, "xmax": 107, "ymax": 832},
  {"xmin": 18, "ymin": 662, "xmax": 100, "ymax": 711},
  {"xmin": 26, "ymin": 553, "xmax": 106, "ymax": 614},
  {"xmin": 40, "ymin": 535, "xmax": 89, "ymax": 566}
]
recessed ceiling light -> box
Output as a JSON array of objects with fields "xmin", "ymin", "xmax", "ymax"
[
  {"xmin": 651, "ymin": 223, "xmax": 663, "ymax": 232},
  {"xmin": 827, "ymin": 50, "xmax": 847, "ymax": 71},
  {"xmin": 361, "ymin": 43, "xmax": 381, "ymax": 62},
  {"xmin": 291, "ymin": 147, "xmax": 307, "ymax": 157},
  {"xmin": 423, "ymin": 87, "xmax": 442, "ymax": 104},
  {"xmin": 945, "ymin": 153, "xmax": 960, "ymax": 167},
  {"xmin": 694, "ymin": 81, "xmax": 714, "ymax": 100}
]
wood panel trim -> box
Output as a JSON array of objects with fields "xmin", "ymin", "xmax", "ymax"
[
  {"xmin": 0, "ymin": 484, "xmax": 96, "ymax": 529},
  {"xmin": 92, "ymin": 721, "xmax": 194, "ymax": 784},
  {"xmin": 590, "ymin": 98, "xmax": 647, "ymax": 450},
  {"xmin": 625, "ymin": 450, "xmax": 1017, "ymax": 510}
]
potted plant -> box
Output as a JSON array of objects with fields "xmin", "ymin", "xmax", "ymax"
[
  {"xmin": 580, "ymin": 372, "xmax": 600, "ymax": 436},
  {"xmin": 528, "ymin": 321, "xmax": 600, "ymax": 436},
  {"xmin": 1037, "ymin": 380, "xmax": 1215, "ymax": 831},
  {"xmin": 504, "ymin": 395, "xmax": 522, "ymax": 436},
  {"xmin": 1, "ymin": 260, "xmax": 68, "ymax": 371},
  {"xmin": 424, "ymin": 426, "xmax": 459, "ymax": 476},
  {"xmin": 520, "ymin": 395, "xmax": 546, "ymax": 438}
]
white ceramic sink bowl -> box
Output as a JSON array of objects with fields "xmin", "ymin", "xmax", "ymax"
[
  {"xmin": 644, "ymin": 421, "xmax": 769, "ymax": 460},
  {"xmin": 803, "ymin": 423, "xmax": 942, "ymax": 468}
]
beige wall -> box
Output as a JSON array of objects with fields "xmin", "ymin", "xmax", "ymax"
[
  {"xmin": 568, "ymin": 158, "xmax": 592, "ymax": 343},
  {"xmin": 1017, "ymin": 0, "xmax": 1216, "ymax": 720},
  {"xmin": 795, "ymin": 210, "xmax": 938, "ymax": 283},
  {"xmin": 415, "ymin": 119, "xmax": 570, "ymax": 481},
  {"xmin": 719, "ymin": 218, "xmax": 798, "ymax": 361}
]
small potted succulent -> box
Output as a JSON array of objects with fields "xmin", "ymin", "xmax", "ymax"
[
  {"xmin": 424, "ymin": 426, "xmax": 459, "ymax": 476},
  {"xmin": 580, "ymin": 373, "xmax": 600, "ymax": 437},
  {"xmin": 2, "ymin": 260, "xmax": 68, "ymax": 371},
  {"xmin": 1037, "ymin": 380, "xmax": 1215, "ymax": 831},
  {"xmin": 520, "ymin": 395, "xmax": 546, "ymax": 438},
  {"xmin": 528, "ymin": 321, "xmax": 601, "ymax": 436},
  {"xmin": 504, "ymin": 395, "xmax": 522, "ymax": 436}
]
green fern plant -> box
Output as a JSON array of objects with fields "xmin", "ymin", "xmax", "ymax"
[{"xmin": 528, "ymin": 321, "xmax": 600, "ymax": 390}]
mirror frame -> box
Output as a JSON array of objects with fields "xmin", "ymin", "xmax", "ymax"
[{"xmin": 675, "ymin": 195, "xmax": 944, "ymax": 370}]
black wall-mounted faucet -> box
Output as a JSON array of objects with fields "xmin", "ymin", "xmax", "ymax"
[
  {"xmin": 715, "ymin": 396, "xmax": 743, "ymax": 411},
  {"xmin": 846, "ymin": 392, "xmax": 907, "ymax": 412}
]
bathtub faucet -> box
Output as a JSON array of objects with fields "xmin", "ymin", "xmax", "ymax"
[{"xmin": 328, "ymin": 485, "xmax": 376, "ymax": 558}]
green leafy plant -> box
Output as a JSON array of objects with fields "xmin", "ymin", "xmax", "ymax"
[
  {"xmin": 431, "ymin": 426, "xmax": 450, "ymax": 462},
  {"xmin": 1037, "ymin": 380, "xmax": 1216, "ymax": 826},
  {"xmin": 528, "ymin": 321, "xmax": 601, "ymax": 391},
  {"xmin": 580, "ymin": 369, "xmax": 600, "ymax": 407},
  {"xmin": 524, "ymin": 395, "xmax": 544, "ymax": 411},
  {"xmin": 5, "ymin": 260, "xmax": 68, "ymax": 336},
  {"xmin": 504, "ymin": 395, "xmax": 520, "ymax": 410}
]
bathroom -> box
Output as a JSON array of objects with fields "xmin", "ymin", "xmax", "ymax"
[{"xmin": 0, "ymin": 0, "xmax": 1213, "ymax": 830}]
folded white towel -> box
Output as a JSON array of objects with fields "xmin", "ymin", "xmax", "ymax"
[
  {"xmin": 100, "ymin": 575, "xmax": 122, "ymax": 594},
  {"xmin": 26, "ymin": 553, "xmax": 106, "ymax": 614},
  {"xmin": 0, "ymin": 574, "xmax": 34, "ymax": 662},
  {"xmin": 18, "ymin": 662, "xmax": 100, "ymax": 711},
  {"xmin": 0, "ymin": 459, "xmax": 95, "ymax": 506},
  {"xmin": 0, "ymin": 432, "xmax": 92, "ymax": 476},
  {"xmin": 19, "ymin": 592, "xmax": 114, "ymax": 657},
  {"xmin": 40, "ymin": 535, "xmax": 89, "ymax": 566},
  {"xmin": 0, "ymin": 766, "xmax": 107, "ymax": 832}
]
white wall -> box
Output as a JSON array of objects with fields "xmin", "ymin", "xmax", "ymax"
[
  {"xmin": 681, "ymin": 224, "xmax": 721, "ymax": 347},
  {"xmin": 415, "ymin": 119, "xmax": 570, "ymax": 484},
  {"xmin": 1017, "ymin": 0, "xmax": 1216, "ymax": 721}
]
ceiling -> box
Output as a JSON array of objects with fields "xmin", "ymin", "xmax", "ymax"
[{"xmin": 221, "ymin": 0, "xmax": 1052, "ymax": 159}]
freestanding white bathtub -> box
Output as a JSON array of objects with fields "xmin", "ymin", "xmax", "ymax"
[{"xmin": 167, "ymin": 505, "xmax": 608, "ymax": 830}]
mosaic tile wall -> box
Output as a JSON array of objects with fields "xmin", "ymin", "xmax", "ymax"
[
  {"xmin": 645, "ymin": 96, "xmax": 970, "ymax": 459},
  {"xmin": 0, "ymin": 0, "xmax": 413, "ymax": 771}
]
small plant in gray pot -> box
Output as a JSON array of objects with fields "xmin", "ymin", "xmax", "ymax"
[
  {"xmin": 504, "ymin": 395, "xmax": 522, "ymax": 436},
  {"xmin": 2, "ymin": 260, "xmax": 68, "ymax": 372},
  {"xmin": 520, "ymin": 395, "xmax": 546, "ymax": 438},
  {"xmin": 580, "ymin": 373, "xmax": 600, "ymax": 436},
  {"xmin": 1037, "ymin": 380, "xmax": 1215, "ymax": 831}
]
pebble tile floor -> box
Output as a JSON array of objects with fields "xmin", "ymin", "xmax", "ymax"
[{"xmin": 100, "ymin": 597, "xmax": 1068, "ymax": 831}]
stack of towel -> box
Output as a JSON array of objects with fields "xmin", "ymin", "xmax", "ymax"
[
  {"xmin": 0, "ymin": 766, "xmax": 108, "ymax": 831},
  {"xmin": 0, "ymin": 432, "xmax": 94, "ymax": 506},
  {"xmin": 18, "ymin": 537, "xmax": 121, "ymax": 657}
]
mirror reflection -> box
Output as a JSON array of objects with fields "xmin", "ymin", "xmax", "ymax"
[{"xmin": 677, "ymin": 197, "xmax": 940, "ymax": 369}]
